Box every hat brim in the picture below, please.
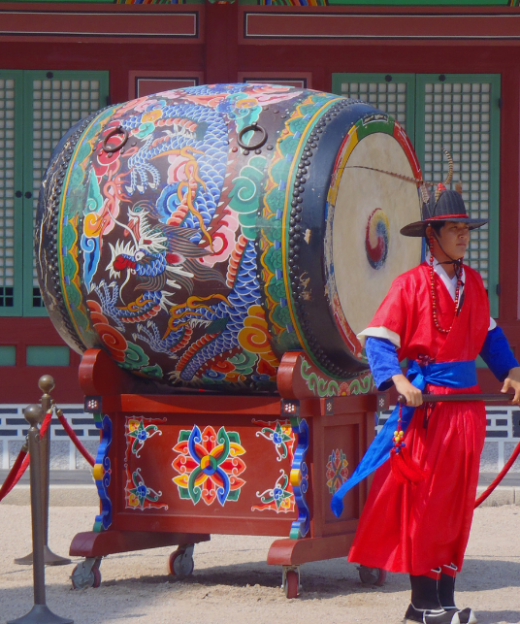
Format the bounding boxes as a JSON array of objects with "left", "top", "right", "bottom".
[{"left": 400, "top": 218, "right": 488, "bottom": 237}]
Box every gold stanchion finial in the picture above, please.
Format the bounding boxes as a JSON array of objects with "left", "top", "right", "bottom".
[
  {"left": 23, "top": 404, "right": 44, "bottom": 428},
  {"left": 38, "top": 375, "right": 55, "bottom": 395}
]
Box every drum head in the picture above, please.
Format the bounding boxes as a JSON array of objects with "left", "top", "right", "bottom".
[{"left": 326, "top": 121, "right": 422, "bottom": 361}]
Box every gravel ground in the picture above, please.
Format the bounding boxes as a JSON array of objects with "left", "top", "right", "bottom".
[{"left": 1, "top": 505, "right": 520, "bottom": 624}]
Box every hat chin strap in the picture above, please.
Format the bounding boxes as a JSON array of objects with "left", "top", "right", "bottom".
[{"left": 430, "top": 230, "right": 463, "bottom": 280}]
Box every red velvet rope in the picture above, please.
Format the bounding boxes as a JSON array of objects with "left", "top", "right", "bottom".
[
  {"left": 0, "top": 406, "right": 96, "bottom": 501},
  {"left": 0, "top": 447, "right": 28, "bottom": 502},
  {"left": 475, "top": 438, "right": 520, "bottom": 508},
  {"left": 55, "top": 408, "right": 95, "bottom": 467},
  {"left": 0, "top": 409, "right": 53, "bottom": 502}
]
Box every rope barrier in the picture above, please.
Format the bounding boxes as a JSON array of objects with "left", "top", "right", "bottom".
[
  {"left": 1, "top": 395, "right": 518, "bottom": 506},
  {"left": 0, "top": 407, "right": 95, "bottom": 503},
  {"left": 0, "top": 409, "right": 53, "bottom": 503},
  {"left": 475, "top": 438, "right": 520, "bottom": 508},
  {"left": 0, "top": 445, "right": 28, "bottom": 502},
  {"left": 55, "top": 407, "right": 95, "bottom": 467}
]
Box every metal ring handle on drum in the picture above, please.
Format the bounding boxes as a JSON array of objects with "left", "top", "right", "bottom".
[
  {"left": 237, "top": 123, "right": 268, "bottom": 151},
  {"left": 102, "top": 126, "right": 129, "bottom": 153}
]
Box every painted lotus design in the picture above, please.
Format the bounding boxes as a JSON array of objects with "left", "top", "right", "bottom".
[{"left": 172, "top": 425, "right": 246, "bottom": 506}]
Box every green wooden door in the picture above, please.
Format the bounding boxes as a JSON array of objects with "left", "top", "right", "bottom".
[
  {"left": 0, "top": 71, "right": 24, "bottom": 315},
  {"left": 332, "top": 71, "right": 500, "bottom": 316},
  {"left": 0, "top": 69, "right": 109, "bottom": 317},
  {"left": 415, "top": 74, "right": 500, "bottom": 317}
]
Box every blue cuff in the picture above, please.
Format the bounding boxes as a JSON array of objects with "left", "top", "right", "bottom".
[
  {"left": 365, "top": 337, "right": 402, "bottom": 391},
  {"left": 480, "top": 326, "right": 520, "bottom": 382}
]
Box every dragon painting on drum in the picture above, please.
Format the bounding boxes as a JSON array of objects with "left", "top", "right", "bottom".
[{"left": 36, "top": 83, "right": 422, "bottom": 392}]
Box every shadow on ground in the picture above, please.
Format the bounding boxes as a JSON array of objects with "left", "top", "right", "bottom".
[
  {"left": 475, "top": 611, "right": 520, "bottom": 624},
  {"left": 2, "top": 556, "right": 520, "bottom": 624},
  {"left": 86, "top": 554, "right": 520, "bottom": 598}
]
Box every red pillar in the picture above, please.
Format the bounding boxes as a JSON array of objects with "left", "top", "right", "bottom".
[{"left": 204, "top": 1, "right": 239, "bottom": 85}]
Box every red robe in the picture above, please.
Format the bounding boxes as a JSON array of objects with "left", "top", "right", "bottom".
[{"left": 348, "top": 262, "right": 490, "bottom": 575}]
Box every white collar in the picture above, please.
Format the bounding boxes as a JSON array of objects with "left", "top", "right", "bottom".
[{"left": 425, "top": 252, "right": 464, "bottom": 301}]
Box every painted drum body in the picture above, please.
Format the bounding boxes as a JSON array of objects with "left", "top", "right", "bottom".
[{"left": 36, "top": 83, "right": 422, "bottom": 393}]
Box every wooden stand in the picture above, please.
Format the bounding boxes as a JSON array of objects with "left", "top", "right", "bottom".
[{"left": 70, "top": 349, "right": 385, "bottom": 597}]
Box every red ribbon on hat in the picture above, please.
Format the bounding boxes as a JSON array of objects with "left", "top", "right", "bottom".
[{"left": 427, "top": 214, "right": 468, "bottom": 221}]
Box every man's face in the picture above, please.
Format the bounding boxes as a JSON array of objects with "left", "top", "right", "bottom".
[{"left": 436, "top": 221, "right": 471, "bottom": 260}]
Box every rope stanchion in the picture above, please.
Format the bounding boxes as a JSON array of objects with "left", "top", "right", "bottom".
[
  {"left": 7, "top": 404, "right": 73, "bottom": 624},
  {"left": 0, "top": 405, "right": 95, "bottom": 503},
  {"left": 55, "top": 408, "right": 95, "bottom": 467},
  {"left": 0, "top": 410, "right": 53, "bottom": 503},
  {"left": 475, "top": 438, "right": 520, "bottom": 508}
]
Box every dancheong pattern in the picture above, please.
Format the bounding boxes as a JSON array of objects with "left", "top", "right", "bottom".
[
  {"left": 93, "top": 412, "right": 113, "bottom": 532},
  {"left": 127, "top": 417, "right": 162, "bottom": 458},
  {"left": 171, "top": 425, "right": 246, "bottom": 506},
  {"left": 254, "top": 419, "right": 294, "bottom": 461},
  {"left": 54, "top": 84, "right": 348, "bottom": 391},
  {"left": 124, "top": 416, "right": 168, "bottom": 511},
  {"left": 252, "top": 469, "right": 295, "bottom": 513},
  {"left": 326, "top": 448, "right": 350, "bottom": 494},
  {"left": 251, "top": 418, "right": 296, "bottom": 514}
]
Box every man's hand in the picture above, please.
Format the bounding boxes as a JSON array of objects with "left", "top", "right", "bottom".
[
  {"left": 392, "top": 373, "right": 423, "bottom": 407},
  {"left": 501, "top": 366, "right": 520, "bottom": 405}
]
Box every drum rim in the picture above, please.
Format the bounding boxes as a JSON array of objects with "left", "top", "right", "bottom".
[
  {"left": 324, "top": 115, "right": 422, "bottom": 366},
  {"left": 282, "top": 102, "right": 386, "bottom": 379},
  {"left": 35, "top": 108, "right": 110, "bottom": 355}
]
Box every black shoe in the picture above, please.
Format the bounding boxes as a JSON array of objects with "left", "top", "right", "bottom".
[
  {"left": 439, "top": 568, "right": 477, "bottom": 624},
  {"left": 404, "top": 603, "right": 459, "bottom": 624},
  {"left": 444, "top": 607, "right": 477, "bottom": 624}
]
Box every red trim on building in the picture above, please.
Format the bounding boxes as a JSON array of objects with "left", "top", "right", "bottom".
[
  {"left": 240, "top": 6, "right": 520, "bottom": 45},
  {"left": 128, "top": 71, "right": 204, "bottom": 99},
  {"left": 0, "top": 4, "right": 202, "bottom": 44}
]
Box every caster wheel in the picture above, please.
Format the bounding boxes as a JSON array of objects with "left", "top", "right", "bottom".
[
  {"left": 71, "top": 558, "right": 102, "bottom": 590},
  {"left": 91, "top": 566, "right": 102, "bottom": 588},
  {"left": 358, "top": 565, "right": 387, "bottom": 587},
  {"left": 168, "top": 545, "right": 194, "bottom": 578},
  {"left": 283, "top": 570, "right": 299, "bottom": 599}
]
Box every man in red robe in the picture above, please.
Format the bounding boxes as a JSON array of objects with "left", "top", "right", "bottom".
[{"left": 333, "top": 187, "right": 520, "bottom": 624}]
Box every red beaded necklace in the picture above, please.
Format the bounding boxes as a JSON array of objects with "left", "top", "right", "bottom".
[{"left": 429, "top": 236, "right": 463, "bottom": 335}]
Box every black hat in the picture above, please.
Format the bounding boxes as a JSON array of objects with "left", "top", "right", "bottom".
[{"left": 400, "top": 184, "right": 488, "bottom": 238}]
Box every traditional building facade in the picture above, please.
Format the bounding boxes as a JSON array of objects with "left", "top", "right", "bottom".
[{"left": 0, "top": 0, "right": 519, "bottom": 417}]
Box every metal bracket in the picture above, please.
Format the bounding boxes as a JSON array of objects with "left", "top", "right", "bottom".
[
  {"left": 102, "top": 126, "right": 128, "bottom": 153},
  {"left": 281, "top": 399, "right": 300, "bottom": 418},
  {"left": 237, "top": 123, "right": 267, "bottom": 150},
  {"left": 84, "top": 396, "right": 102, "bottom": 413}
]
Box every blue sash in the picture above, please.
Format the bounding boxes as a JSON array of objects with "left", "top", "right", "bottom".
[{"left": 330, "top": 359, "right": 477, "bottom": 518}]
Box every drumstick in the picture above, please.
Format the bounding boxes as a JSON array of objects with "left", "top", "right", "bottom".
[{"left": 397, "top": 393, "right": 515, "bottom": 405}]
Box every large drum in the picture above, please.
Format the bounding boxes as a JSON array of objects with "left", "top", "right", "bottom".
[{"left": 36, "top": 83, "right": 422, "bottom": 392}]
